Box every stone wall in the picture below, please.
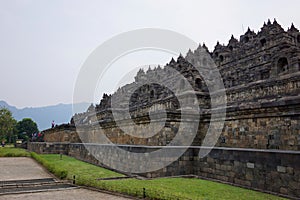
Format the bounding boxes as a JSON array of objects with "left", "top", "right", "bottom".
[
  {"left": 54, "top": 94, "right": 300, "bottom": 150},
  {"left": 66, "top": 97, "right": 300, "bottom": 150},
  {"left": 66, "top": 73, "right": 300, "bottom": 151},
  {"left": 194, "top": 147, "right": 300, "bottom": 198},
  {"left": 28, "top": 142, "right": 69, "bottom": 154},
  {"left": 36, "top": 21, "right": 300, "bottom": 199},
  {"left": 27, "top": 142, "right": 300, "bottom": 199},
  {"left": 43, "top": 124, "right": 81, "bottom": 143},
  {"left": 213, "top": 95, "right": 300, "bottom": 150}
]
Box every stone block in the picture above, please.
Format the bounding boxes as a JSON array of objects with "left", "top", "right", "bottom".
[
  {"left": 286, "top": 167, "right": 294, "bottom": 174},
  {"left": 226, "top": 165, "right": 233, "bottom": 171},
  {"left": 216, "top": 175, "right": 229, "bottom": 182},
  {"left": 277, "top": 166, "right": 287, "bottom": 173},
  {"left": 288, "top": 181, "right": 300, "bottom": 190},
  {"left": 245, "top": 172, "right": 254, "bottom": 181},
  {"left": 247, "top": 162, "right": 255, "bottom": 169},
  {"left": 207, "top": 157, "right": 215, "bottom": 163},
  {"left": 280, "top": 187, "right": 288, "bottom": 194},
  {"left": 234, "top": 161, "right": 240, "bottom": 167},
  {"left": 215, "top": 169, "right": 225, "bottom": 176},
  {"left": 226, "top": 171, "right": 236, "bottom": 178},
  {"left": 234, "top": 178, "right": 251, "bottom": 187},
  {"left": 219, "top": 164, "right": 226, "bottom": 171}
]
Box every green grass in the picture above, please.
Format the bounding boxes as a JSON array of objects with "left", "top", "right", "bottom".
[
  {"left": 30, "top": 152, "right": 68, "bottom": 179},
  {"left": 33, "top": 154, "right": 123, "bottom": 180},
  {"left": 34, "top": 153, "right": 286, "bottom": 200},
  {"left": 0, "top": 147, "right": 30, "bottom": 157}
]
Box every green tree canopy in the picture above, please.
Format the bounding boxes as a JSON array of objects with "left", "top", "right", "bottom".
[
  {"left": 0, "top": 107, "right": 17, "bottom": 142},
  {"left": 16, "top": 118, "right": 39, "bottom": 138}
]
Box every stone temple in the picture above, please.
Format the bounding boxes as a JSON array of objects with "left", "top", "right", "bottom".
[{"left": 29, "top": 19, "right": 300, "bottom": 198}]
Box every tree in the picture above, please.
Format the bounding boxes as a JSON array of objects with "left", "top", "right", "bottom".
[
  {"left": 0, "top": 108, "right": 17, "bottom": 143},
  {"left": 16, "top": 118, "right": 39, "bottom": 140}
]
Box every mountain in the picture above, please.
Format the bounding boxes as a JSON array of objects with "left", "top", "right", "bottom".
[{"left": 0, "top": 100, "right": 90, "bottom": 131}]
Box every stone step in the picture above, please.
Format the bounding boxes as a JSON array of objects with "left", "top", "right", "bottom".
[
  {"left": 0, "top": 178, "right": 77, "bottom": 195},
  {"left": 0, "top": 178, "right": 56, "bottom": 187}
]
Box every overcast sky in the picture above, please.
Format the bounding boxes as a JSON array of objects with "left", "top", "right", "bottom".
[{"left": 1, "top": 0, "right": 300, "bottom": 108}]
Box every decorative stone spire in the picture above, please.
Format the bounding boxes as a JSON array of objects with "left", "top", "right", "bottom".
[
  {"left": 195, "top": 43, "right": 202, "bottom": 51},
  {"left": 228, "top": 35, "right": 238, "bottom": 50},
  {"left": 246, "top": 27, "right": 251, "bottom": 33},
  {"left": 102, "top": 93, "right": 108, "bottom": 99},
  {"left": 147, "top": 66, "right": 152, "bottom": 73},
  {"left": 245, "top": 27, "right": 255, "bottom": 36},
  {"left": 212, "top": 41, "right": 223, "bottom": 54},
  {"left": 137, "top": 68, "right": 145, "bottom": 74},
  {"left": 186, "top": 48, "right": 193, "bottom": 59},
  {"left": 192, "top": 43, "right": 203, "bottom": 56},
  {"left": 202, "top": 43, "right": 209, "bottom": 52},
  {"left": 289, "top": 23, "right": 299, "bottom": 32},
  {"left": 261, "top": 21, "right": 267, "bottom": 31},
  {"left": 260, "top": 19, "right": 282, "bottom": 34},
  {"left": 229, "top": 35, "right": 238, "bottom": 44},
  {"left": 134, "top": 68, "right": 146, "bottom": 82},
  {"left": 87, "top": 103, "right": 95, "bottom": 112},
  {"left": 170, "top": 57, "right": 176, "bottom": 64},
  {"left": 177, "top": 53, "right": 185, "bottom": 63},
  {"left": 212, "top": 41, "right": 224, "bottom": 54},
  {"left": 270, "top": 18, "right": 284, "bottom": 33}
]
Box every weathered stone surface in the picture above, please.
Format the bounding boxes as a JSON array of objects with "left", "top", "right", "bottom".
[
  {"left": 246, "top": 162, "right": 255, "bottom": 169},
  {"left": 277, "top": 166, "right": 287, "bottom": 173},
  {"left": 280, "top": 187, "right": 288, "bottom": 194},
  {"left": 43, "top": 124, "right": 80, "bottom": 143},
  {"left": 28, "top": 142, "right": 300, "bottom": 199},
  {"left": 59, "top": 20, "right": 300, "bottom": 151},
  {"left": 37, "top": 20, "right": 300, "bottom": 199}
]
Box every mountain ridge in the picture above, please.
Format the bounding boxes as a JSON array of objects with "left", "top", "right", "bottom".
[{"left": 0, "top": 100, "right": 89, "bottom": 131}]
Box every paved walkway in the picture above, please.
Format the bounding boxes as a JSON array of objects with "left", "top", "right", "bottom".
[
  {"left": 0, "top": 157, "right": 51, "bottom": 181},
  {"left": 0, "top": 157, "right": 132, "bottom": 200},
  {"left": 0, "top": 189, "right": 131, "bottom": 200}
]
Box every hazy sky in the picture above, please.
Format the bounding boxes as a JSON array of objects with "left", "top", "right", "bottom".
[{"left": 1, "top": 0, "right": 300, "bottom": 108}]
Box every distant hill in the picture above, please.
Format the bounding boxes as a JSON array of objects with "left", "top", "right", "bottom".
[{"left": 0, "top": 100, "right": 90, "bottom": 131}]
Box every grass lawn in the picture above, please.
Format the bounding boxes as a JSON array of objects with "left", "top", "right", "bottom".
[
  {"left": 35, "top": 154, "right": 124, "bottom": 180},
  {"left": 34, "top": 153, "right": 286, "bottom": 200},
  {"left": 0, "top": 146, "right": 30, "bottom": 157}
]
